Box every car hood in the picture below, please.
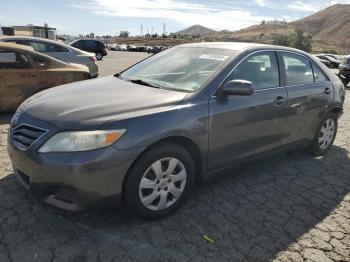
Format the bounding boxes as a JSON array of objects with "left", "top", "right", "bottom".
[{"left": 20, "top": 76, "right": 189, "bottom": 130}]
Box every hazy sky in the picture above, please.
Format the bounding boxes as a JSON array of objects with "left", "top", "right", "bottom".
[{"left": 0, "top": 0, "right": 349, "bottom": 36}]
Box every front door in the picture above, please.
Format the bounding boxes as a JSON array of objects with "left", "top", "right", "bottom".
[{"left": 208, "top": 51, "right": 288, "bottom": 171}]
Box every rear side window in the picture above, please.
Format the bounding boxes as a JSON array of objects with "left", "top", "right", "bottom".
[
  {"left": 50, "top": 44, "right": 68, "bottom": 52},
  {"left": 85, "top": 40, "right": 97, "bottom": 48},
  {"left": 0, "top": 51, "right": 32, "bottom": 69},
  {"left": 227, "top": 51, "right": 279, "bottom": 90},
  {"left": 281, "top": 53, "right": 314, "bottom": 85},
  {"left": 312, "top": 64, "right": 327, "bottom": 82},
  {"left": 28, "top": 41, "right": 68, "bottom": 52},
  {"left": 32, "top": 55, "right": 49, "bottom": 67}
]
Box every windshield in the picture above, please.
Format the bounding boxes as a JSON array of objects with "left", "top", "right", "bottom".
[{"left": 120, "top": 47, "right": 236, "bottom": 92}]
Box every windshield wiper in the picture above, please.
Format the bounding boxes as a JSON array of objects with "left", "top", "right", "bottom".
[
  {"left": 127, "top": 79, "right": 162, "bottom": 89},
  {"left": 114, "top": 73, "right": 122, "bottom": 79}
]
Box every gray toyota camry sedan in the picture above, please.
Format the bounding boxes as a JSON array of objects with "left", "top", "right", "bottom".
[{"left": 7, "top": 42, "right": 345, "bottom": 219}]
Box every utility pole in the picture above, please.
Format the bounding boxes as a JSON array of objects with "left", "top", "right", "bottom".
[
  {"left": 163, "top": 23, "right": 166, "bottom": 36},
  {"left": 140, "top": 24, "right": 143, "bottom": 37}
]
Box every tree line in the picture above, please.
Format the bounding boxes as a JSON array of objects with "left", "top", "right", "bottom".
[{"left": 273, "top": 29, "right": 312, "bottom": 52}]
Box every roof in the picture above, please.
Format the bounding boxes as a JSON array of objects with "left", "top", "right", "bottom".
[
  {"left": 0, "top": 42, "right": 34, "bottom": 52},
  {"left": 178, "top": 41, "right": 306, "bottom": 54},
  {"left": 178, "top": 42, "right": 267, "bottom": 50},
  {"left": 0, "top": 35, "right": 61, "bottom": 44}
]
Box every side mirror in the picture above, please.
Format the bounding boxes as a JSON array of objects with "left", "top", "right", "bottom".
[{"left": 221, "top": 80, "right": 254, "bottom": 96}]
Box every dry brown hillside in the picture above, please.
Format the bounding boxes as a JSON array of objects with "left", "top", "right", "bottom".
[
  {"left": 291, "top": 4, "right": 350, "bottom": 50},
  {"left": 175, "top": 25, "right": 216, "bottom": 36},
  {"left": 209, "top": 4, "right": 350, "bottom": 52}
]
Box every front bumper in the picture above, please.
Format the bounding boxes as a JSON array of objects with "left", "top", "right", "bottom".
[{"left": 7, "top": 136, "right": 143, "bottom": 211}]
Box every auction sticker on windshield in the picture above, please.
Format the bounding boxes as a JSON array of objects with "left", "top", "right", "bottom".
[{"left": 198, "top": 54, "right": 229, "bottom": 61}]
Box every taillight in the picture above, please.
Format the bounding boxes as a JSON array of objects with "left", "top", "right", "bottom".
[{"left": 90, "top": 56, "right": 97, "bottom": 62}]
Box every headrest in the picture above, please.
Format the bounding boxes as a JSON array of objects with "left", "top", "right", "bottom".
[{"left": 287, "top": 65, "right": 306, "bottom": 74}]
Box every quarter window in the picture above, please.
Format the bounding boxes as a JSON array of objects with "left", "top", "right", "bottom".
[
  {"left": 72, "top": 41, "right": 83, "bottom": 49},
  {"left": 226, "top": 51, "right": 279, "bottom": 90},
  {"left": 281, "top": 53, "right": 314, "bottom": 85},
  {"left": 312, "top": 64, "right": 327, "bottom": 82}
]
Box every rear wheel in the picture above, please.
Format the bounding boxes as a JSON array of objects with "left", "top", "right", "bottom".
[
  {"left": 95, "top": 52, "right": 103, "bottom": 60},
  {"left": 124, "top": 143, "right": 195, "bottom": 219},
  {"left": 309, "top": 112, "right": 337, "bottom": 156}
]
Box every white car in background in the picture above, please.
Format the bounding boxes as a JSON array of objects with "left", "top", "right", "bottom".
[
  {"left": 0, "top": 36, "right": 98, "bottom": 78},
  {"left": 110, "top": 44, "right": 128, "bottom": 51}
]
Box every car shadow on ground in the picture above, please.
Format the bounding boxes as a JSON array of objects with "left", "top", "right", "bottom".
[
  {"left": 0, "top": 113, "right": 12, "bottom": 126},
  {"left": 1, "top": 141, "right": 349, "bottom": 261}
]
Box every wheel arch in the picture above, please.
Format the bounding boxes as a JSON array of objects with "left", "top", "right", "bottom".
[
  {"left": 328, "top": 105, "right": 343, "bottom": 118},
  {"left": 121, "top": 135, "right": 203, "bottom": 203}
]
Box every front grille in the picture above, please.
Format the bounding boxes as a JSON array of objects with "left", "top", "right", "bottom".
[{"left": 10, "top": 124, "right": 47, "bottom": 150}]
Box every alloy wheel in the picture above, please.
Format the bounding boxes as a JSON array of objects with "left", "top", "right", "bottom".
[
  {"left": 138, "top": 157, "right": 187, "bottom": 211},
  {"left": 318, "top": 118, "right": 336, "bottom": 150},
  {"left": 96, "top": 53, "right": 103, "bottom": 60}
]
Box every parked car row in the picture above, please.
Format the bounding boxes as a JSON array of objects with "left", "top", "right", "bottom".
[
  {"left": 0, "top": 42, "right": 90, "bottom": 111},
  {"left": 109, "top": 43, "right": 167, "bottom": 54},
  {"left": 339, "top": 56, "right": 350, "bottom": 86},
  {"left": 0, "top": 36, "right": 99, "bottom": 77},
  {"left": 315, "top": 54, "right": 346, "bottom": 69}
]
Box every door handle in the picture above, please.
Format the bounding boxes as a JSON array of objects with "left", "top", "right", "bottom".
[
  {"left": 323, "top": 87, "right": 332, "bottom": 94},
  {"left": 274, "top": 96, "right": 287, "bottom": 106}
]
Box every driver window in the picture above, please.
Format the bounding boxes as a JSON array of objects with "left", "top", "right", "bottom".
[{"left": 227, "top": 51, "right": 280, "bottom": 90}]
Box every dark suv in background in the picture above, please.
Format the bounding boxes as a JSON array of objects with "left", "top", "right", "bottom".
[
  {"left": 69, "top": 39, "right": 107, "bottom": 60},
  {"left": 339, "top": 56, "right": 350, "bottom": 86}
]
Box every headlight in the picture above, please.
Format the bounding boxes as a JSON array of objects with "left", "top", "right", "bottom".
[{"left": 38, "top": 129, "right": 126, "bottom": 153}]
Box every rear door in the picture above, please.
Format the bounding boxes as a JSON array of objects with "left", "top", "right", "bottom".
[
  {"left": 208, "top": 51, "right": 288, "bottom": 171},
  {"left": 278, "top": 51, "right": 334, "bottom": 145},
  {"left": 84, "top": 40, "right": 97, "bottom": 53},
  {"left": 0, "top": 50, "right": 40, "bottom": 111}
]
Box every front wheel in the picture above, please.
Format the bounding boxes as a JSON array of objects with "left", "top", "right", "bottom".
[
  {"left": 123, "top": 143, "right": 195, "bottom": 219},
  {"left": 309, "top": 112, "right": 338, "bottom": 156}
]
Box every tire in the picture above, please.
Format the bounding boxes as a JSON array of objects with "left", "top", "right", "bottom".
[
  {"left": 95, "top": 52, "right": 103, "bottom": 60},
  {"left": 309, "top": 112, "right": 338, "bottom": 156},
  {"left": 124, "top": 143, "right": 195, "bottom": 219}
]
